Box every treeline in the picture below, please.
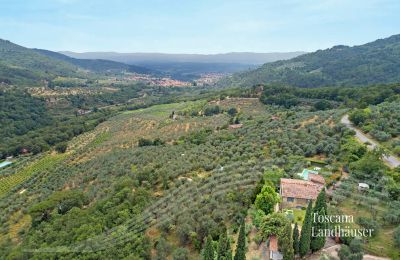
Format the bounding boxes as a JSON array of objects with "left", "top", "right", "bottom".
[
  {"left": 0, "top": 89, "right": 113, "bottom": 158},
  {"left": 0, "top": 89, "right": 52, "bottom": 138},
  {"left": 260, "top": 83, "right": 400, "bottom": 109}
]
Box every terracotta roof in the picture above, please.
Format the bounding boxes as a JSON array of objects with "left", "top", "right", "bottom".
[
  {"left": 269, "top": 235, "right": 278, "bottom": 251},
  {"left": 280, "top": 178, "right": 323, "bottom": 200},
  {"left": 308, "top": 173, "right": 325, "bottom": 185}
]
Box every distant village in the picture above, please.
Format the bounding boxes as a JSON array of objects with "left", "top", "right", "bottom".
[{"left": 122, "top": 72, "right": 225, "bottom": 87}]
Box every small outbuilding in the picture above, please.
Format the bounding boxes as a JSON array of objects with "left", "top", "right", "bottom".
[{"left": 268, "top": 235, "right": 283, "bottom": 260}]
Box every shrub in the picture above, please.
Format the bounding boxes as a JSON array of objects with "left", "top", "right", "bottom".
[
  {"left": 55, "top": 142, "right": 68, "bottom": 153},
  {"left": 356, "top": 217, "right": 379, "bottom": 237},
  {"left": 173, "top": 247, "right": 189, "bottom": 260}
]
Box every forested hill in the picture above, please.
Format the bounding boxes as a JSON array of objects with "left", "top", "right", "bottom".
[
  {"left": 0, "top": 39, "right": 158, "bottom": 86},
  {"left": 33, "top": 49, "right": 156, "bottom": 75},
  {"left": 218, "top": 34, "right": 400, "bottom": 88},
  {"left": 0, "top": 39, "right": 80, "bottom": 85}
]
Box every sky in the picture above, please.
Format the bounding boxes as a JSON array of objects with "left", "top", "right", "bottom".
[{"left": 0, "top": 0, "right": 399, "bottom": 54}]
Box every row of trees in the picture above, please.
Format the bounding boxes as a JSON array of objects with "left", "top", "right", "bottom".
[
  {"left": 296, "top": 190, "right": 328, "bottom": 257},
  {"left": 202, "top": 220, "right": 244, "bottom": 260},
  {"left": 260, "top": 83, "right": 400, "bottom": 109}
]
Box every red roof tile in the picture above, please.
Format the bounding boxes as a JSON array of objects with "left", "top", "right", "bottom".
[
  {"left": 280, "top": 178, "right": 323, "bottom": 200},
  {"left": 269, "top": 235, "right": 278, "bottom": 251},
  {"left": 308, "top": 173, "right": 325, "bottom": 185}
]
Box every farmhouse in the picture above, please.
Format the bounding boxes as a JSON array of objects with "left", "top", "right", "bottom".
[{"left": 280, "top": 178, "right": 324, "bottom": 209}]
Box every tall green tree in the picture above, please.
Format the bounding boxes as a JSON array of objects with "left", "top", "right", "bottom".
[
  {"left": 313, "top": 190, "right": 327, "bottom": 214},
  {"left": 254, "top": 184, "right": 280, "bottom": 215},
  {"left": 203, "top": 235, "right": 214, "bottom": 260},
  {"left": 311, "top": 207, "right": 327, "bottom": 252},
  {"left": 217, "top": 231, "right": 232, "bottom": 260},
  {"left": 299, "top": 201, "right": 313, "bottom": 257},
  {"left": 279, "top": 220, "right": 294, "bottom": 260},
  {"left": 311, "top": 190, "right": 328, "bottom": 252},
  {"left": 226, "top": 248, "right": 233, "bottom": 260},
  {"left": 234, "top": 219, "right": 246, "bottom": 260},
  {"left": 293, "top": 223, "right": 300, "bottom": 254}
]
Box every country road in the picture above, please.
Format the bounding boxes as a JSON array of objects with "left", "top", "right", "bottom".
[{"left": 341, "top": 114, "right": 400, "bottom": 168}]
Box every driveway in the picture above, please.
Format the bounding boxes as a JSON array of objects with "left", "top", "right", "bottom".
[{"left": 341, "top": 115, "right": 400, "bottom": 168}]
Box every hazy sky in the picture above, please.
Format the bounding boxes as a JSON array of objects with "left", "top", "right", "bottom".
[{"left": 1, "top": 0, "right": 399, "bottom": 53}]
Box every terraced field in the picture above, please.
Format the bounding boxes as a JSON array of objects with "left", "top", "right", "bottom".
[
  {"left": 0, "top": 98, "right": 346, "bottom": 258},
  {"left": 0, "top": 153, "right": 67, "bottom": 198}
]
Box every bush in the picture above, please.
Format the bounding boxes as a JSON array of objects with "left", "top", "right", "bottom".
[
  {"left": 339, "top": 238, "right": 363, "bottom": 260},
  {"left": 227, "top": 107, "right": 238, "bottom": 116},
  {"left": 55, "top": 142, "right": 68, "bottom": 153},
  {"left": 173, "top": 247, "right": 189, "bottom": 260},
  {"left": 356, "top": 217, "right": 379, "bottom": 237}
]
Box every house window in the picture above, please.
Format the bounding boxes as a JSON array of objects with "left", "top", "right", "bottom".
[{"left": 287, "top": 197, "right": 294, "bottom": 202}]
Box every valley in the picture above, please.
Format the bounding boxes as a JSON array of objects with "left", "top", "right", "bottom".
[{"left": 0, "top": 33, "right": 400, "bottom": 260}]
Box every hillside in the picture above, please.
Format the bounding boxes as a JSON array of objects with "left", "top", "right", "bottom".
[
  {"left": 0, "top": 84, "right": 399, "bottom": 258},
  {"left": 0, "top": 97, "right": 346, "bottom": 258},
  {"left": 33, "top": 49, "right": 156, "bottom": 75},
  {"left": 0, "top": 39, "right": 80, "bottom": 85},
  {"left": 219, "top": 34, "right": 400, "bottom": 88}
]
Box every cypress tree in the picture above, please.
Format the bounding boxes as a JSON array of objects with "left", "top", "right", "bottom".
[
  {"left": 299, "top": 201, "right": 313, "bottom": 257},
  {"left": 314, "top": 190, "right": 327, "bottom": 215},
  {"left": 234, "top": 219, "right": 246, "bottom": 260},
  {"left": 203, "top": 235, "right": 214, "bottom": 260},
  {"left": 311, "top": 207, "right": 327, "bottom": 252},
  {"left": 311, "top": 190, "right": 327, "bottom": 252},
  {"left": 217, "top": 231, "right": 231, "bottom": 260},
  {"left": 279, "top": 220, "right": 294, "bottom": 260},
  {"left": 226, "top": 247, "right": 233, "bottom": 260},
  {"left": 293, "top": 223, "right": 300, "bottom": 254}
]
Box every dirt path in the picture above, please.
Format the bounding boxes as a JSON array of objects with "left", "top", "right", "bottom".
[{"left": 245, "top": 216, "right": 268, "bottom": 259}]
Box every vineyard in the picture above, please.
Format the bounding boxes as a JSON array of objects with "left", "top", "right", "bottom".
[{"left": 0, "top": 153, "right": 67, "bottom": 198}]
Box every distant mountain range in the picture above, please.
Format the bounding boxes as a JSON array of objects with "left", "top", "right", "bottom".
[
  {"left": 60, "top": 51, "right": 306, "bottom": 65},
  {"left": 59, "top": 51, "right": 306, "bottom": 81},
  {"left": 4, "top": 33, "right": 400, "bottom": 88},
  {"left": 218, "top": 34, "right": 400, "bottom": 88},
  {"left": 0, "top": 39, "right": 305, "bottom": 85}
]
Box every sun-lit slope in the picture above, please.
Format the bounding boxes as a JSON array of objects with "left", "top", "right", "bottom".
[{"left": 0, "top": 98, "right": 346, "bottom": 258}]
